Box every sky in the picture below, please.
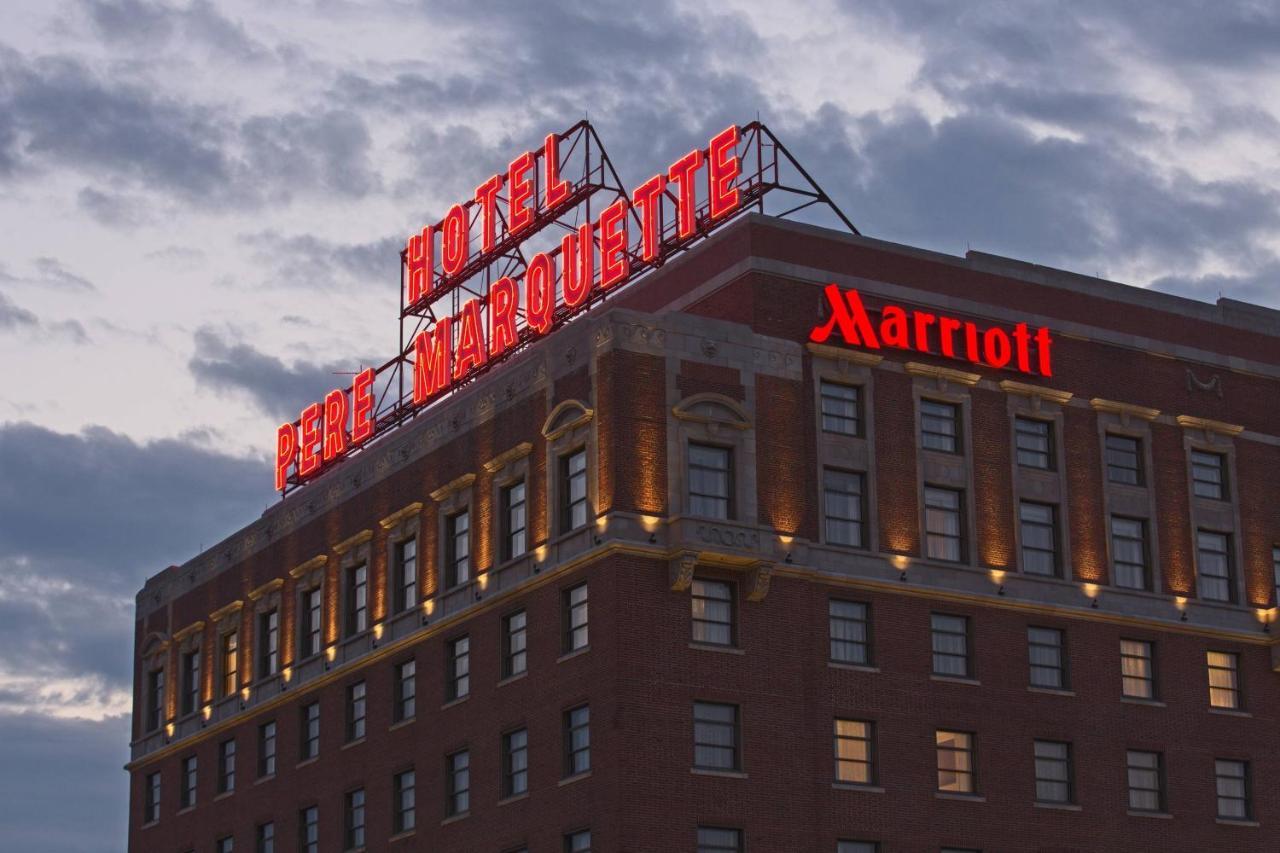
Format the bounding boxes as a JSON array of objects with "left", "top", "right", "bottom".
[{"left": 1, "top": 1, "right": 1278, "bottom": 849}]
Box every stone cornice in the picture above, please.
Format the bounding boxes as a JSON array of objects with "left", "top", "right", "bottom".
[
  {"left": 805, "top": 342, "right": 884, "bottom": 367},
  {"left": 905, "top": 362, "right": 982, "bottom": 387},
  {"left": 482, "top": 443, "right": 533, "bottom": 473},
  {"left": 333, "top": 529, "right": 374, "bottom": 555},
  {"left": 430, "top": 473, "right": 476, "bottom": 503},
  {"left": 209, "top": 601, "right": 243, "bottom": 623},
  {"left": 1175, "top": 415, "right": 1245, "bottom": 436},
  {"left": 172, "top": 621, "right": 205, "bottom": 641},
  {"left": 998, "top": 379, "right": 1074, "bottom": 405},
  {"left": 379, "top": 502, "right": 424, "bottom": 530},
  {"left": 288, "top": 555, "right": 328, "bottom": 579},
  {"left": 1090, "top": 398, "right": 1161, "bottom": 421},
  {"left": 246, "top": 578, "right": 284, "bottom": 601}
]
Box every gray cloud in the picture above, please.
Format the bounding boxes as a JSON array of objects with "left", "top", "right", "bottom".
[
  {"left": 79, "top": 0, "right": 271, "bottom": 61},
  {"left": 0, "top": 291, "right": 38, "bottom": 330},
  {"left": 238, "top": 229, "right": 400, "bottom": 290}
]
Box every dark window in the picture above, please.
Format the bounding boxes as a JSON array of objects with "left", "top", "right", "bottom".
[
  {"left": 300, "top": 702, "right": 320, "bottom": 760},
  {"left": 180, "top": 755, "right": 197, "bottom": 808},
  {"left": 502, "top": 610, "right": 527, "bottom": 678},
  {"left": 1110, "top": 516, "right": 1149, "bottom": 590},
  {"left": 143, "top": 771, "right": 161, "bottom": 823},
  {"left": 445, "top": 510, "right": 471, "bottom": 588},
  {"left": 1120, "top": 639, "right": 1156, "bottom": 699},
  {"left": 180, "top": 649, "right": 201, "bottom": 717},
  {"left": 394, "top": 769, "right": 415, "bottom": 834},
  {"left": 1034, "top": 740, "right": 1073, "bottom": 804},
  {"left": 1019, "top": 501, "right": 1059, "bottom": 576},
  {"left": 691, "top": 579, "right": 734, "bottom": 646},
  {"left": 561, "top": 448, "right": 589, "bottom": 532},
  {"left": 693, "top": 701, "right": 739, "bottom": 771},
  {"left": 298, "top": 805, "right": 319, "bottom": 853},
  {"left": 1197, "top": 530, "right": 1235, "bottom": 602},
  {"left": 344, "top": 788, "right": 365, "bottom": 850},
  {"left": 502, "top": 728, "right": 529, "bottom": 797},
  {"left": 146, "top": 667, "right": 165, "bottom": 732},
  {"left": 446, "top": 749, "right": 470, "bottom": 816},
  {"left": 1014, "top": 417, "right": 1054, "bottom": 469},
  {"left": 221, "top": 630, "right": 238, "bottom": 697},
  {"left": 258, "top": 609, "right": 279, "bottom": 678},
  {"left": 1191, "top": 450, "right": 1227, "bottom": 500},
  {"left": 299, "top": 586, "right": 322, "bottom": 659},
  {"left": 820, "top": 380, "right": 861, "bottom": 436},
  {"left": 1216, "top": 759, "right": 1251, "bottom": 820},
  {"left": 1126, "top": 750, "right": 1165, "bottom": 812},
  {"left": 1273, "top": 546, "right": 1280, "bottom": 607},
  {"left": 393, "top": 538, "right": 417, "bottom": 614},
  {"left": 256, "top": 821, "right": 274, "bottom": 853},
  {"left": 258, "top": 721, "right": 276, "bottom": 777},
  {"left": 564, "top": 705, "right": 590, "bottom": 777},
  {"left": 823, "top": 469, "right": 866, "bottom": 548},
  {"left": 1027, "top": 627, "right": 1067, "bottom": 689},
  {"left": 829, "top": 600, "right": 870, "bottom": 665},
  {"left": 344, "top": 564, "right": 368, "bottom": 637},
  {"left": 834, "top": 719, "right": 874, "bottom": 785},
  {"left": 346, "top": 681, "right": 366, "bottom": 742},
  {"left": 697, "top": 826, "right": 743, "bottom": 853},
  {"left": 447, "top": 636, "right": 470, "bottom": 700},
  {"left": 1105, "top": 433, "right": 1143, "bottom": 485},
  {"left": 1207, "top": 651, "right": 1241, "bottom": 710},
  {"left": 931, "top": 613, "right": 970, "bottom": 678},
  {"left": 501, "top": 481, "right": 527, "bottom": 562},
  {"left": 563, "top": 583, "right": 588, "bottom": 652},
  {"left": 394, "top": 659, "right": 416, "bottom": 722},
  {"left": 216, "top": 837, "right": 233, "bottom": 853},
  {"left": 920, "top": 399, "right": 960, "bottom": 453},
  {"left": 688, "top": 443, "right": 732, "bottom": 519},
  {"left": 563, "top": 831, "right": 591, "bottom": 853},
  {"left": 218, "top": 738, "right": 236, "bottom": 793},
  {"left": 924, "top": 486, "right": 965, "bottom": 562},
  {"left": 838, "top": 843, "right": 879, "bottom": 853},
  {"left": 936, "top": 730, "right": 975, "bottom": 793}
]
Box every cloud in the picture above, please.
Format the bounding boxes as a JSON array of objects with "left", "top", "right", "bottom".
[
  {"left": 78, "top": 0, "right": 271, "bottom": 62},
  {"left": 237, "top": 230, "right": 401, "bottom": 290},
  {"left": 0, "top": 291, "right": 39, "bottom": 330}
]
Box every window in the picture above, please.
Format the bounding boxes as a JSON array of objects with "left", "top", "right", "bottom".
[
  {"left": 445, "top": 509, "right": 470, "bottom": 588},
  {"left": 924, "top": 486, "right": 965, "bottom": 562},
  {"left": 258, "top": 609, "right": 279, "bottom": 678},
  {"left": 693, "top": 701, "right": 739, "bottom": 771},
  {"left": 561, "top": 448, "right": 589, "bottom": 532},
  {"left": 823, "top": 469, "right": 866, "bottom": 548},
  {"left": 1027, "top": 627, "right": 1067, "bottom": 689},
  {"left": 688, "top": 443, "right": 732, "bottom": 519},
  {"left": 502, "top": 610, "right": 527, "bottom": 678},
  {"left": 1215, "top": 759, "right": 1250, "bottom": 820},
  {"left": 344, "top": 788, "right": 365, "bottom": 850},
  {"left": 145, "top": 666, "right": 164, "bottom": 732},
  {"left": 256, "top": 821, "right": 274, "bottom": 853},
  {"left": 258, "top": 721, "right": 276, "bottom": 777},
  {"left": 820, "top": 380, "right": 861, "bottom": 436},
  {"left": 218, "top": 738, "right": 236, "bottom": 793},
  {"left": 346, "top": 682, "right": 366, "bottom": 741},
  {"left": 447, "top": 636, "right": 470, "bottom": 701},
  {"left": 1014, "top": 417, "right": 1054, "bottom": 469},
  {"left": 143, "top": 771, "right": 160, "bottom": 823},
  {"left": 1197, "top": 530, "right": 1235, "bottom": 603},
  {"left": 563, "top": 583, "right": 588, "bottom": 652},
  {"left": 1120, "top": 639, "right": 1156, "bottom": 699},
  {"left": 501, "top": 481, "right": 527, "bottom": 562},
  {"left": 564, "top": 705, "right": 590, "bottom": 777},
  {"left": 1110, "top": 516, "right": 1149, "bottom": 590},
  {"left": 834, "top": 719, "right": 875, "bottom": 785},
  {"left": 502, "top": 728, "right": 529, "bottom": 797},
  {"left": 931, "top": 613, "right": 970, "bottom": 678},
  {"left": 216, "top": 837, "right": 233, "bottom": 853},
  {"left": 829, "top": 600, "right": 870, "bottom": 666},
  {"left": 1105, "top": 433, "right": 1143, "bottom": 485},
  {"left": 180, "top": 755, "right": 197, "bottom": 808},
  {"left": 920, "top": 399, "right": 960, "bottom": 453},
  {"left": 220, "top": 630, "right": 238, "bottom": 697},
  {"left": 446, "top": 749, "right": 470, "bottom": 816},
  {"left": 1274, "top": 546, "right": 1280, "bottom": 607},
  {"left": 1126, "top": 750, "right": 1165, "bottom": 812},
  {"left": 1207, "top": 651, "right": 1240, "bottom": 709},
  {"left": 344, "top": 564, "right": 368, "bottom": 637},
  {"left": 180, "top": 649, "right": 201, "bottom": 717},
  {"left": 697, "top": 827, "right": 743, "bottom": 853},
  {"left": 564, "top": 831, "right": 591, "bottom": 853},
  {"left": 691, "top": 579, "right": 734, "bottom": 646},
  {"left": 1190, "top": 450, "right": 1227, "bottom": 500},
  {"left": 838, "top": 843, "right": 879, "bottom": 853},
  {"left": 393, "top": 769, "right": 416, "bottom": 834},
  {"left": 394, "top": 658, "right": 416, "bottom": 722},
  {"left": 1019, "top": 501, "right": 1059, "bottom": 576},
  {"left": 298, "top": 806, "right": 319, "bottom": 853},
  {"left": 1033, "top": 740, "right": 1073, "bottom": 804},
  {"left": 300, "top": 702, "right": 320, "bottom": 761},
  {"left": 299, "top": 586, "right": 322, "bottom": 659},
  {"left": 393, "top": 538, "right": 417, "bottom": 614},
  {"left": 936, "top": 730, "right": 976, "bottom": 793}
]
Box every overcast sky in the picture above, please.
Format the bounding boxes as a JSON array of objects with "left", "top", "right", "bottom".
[{"left": 2, "top": 1, "right": 1278, "bottom": 849}]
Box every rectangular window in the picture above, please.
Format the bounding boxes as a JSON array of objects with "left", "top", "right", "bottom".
[
  {"left": 298, "top": 805, "right": 319, "bottom": 853},
  {"left": 146, "top": 667, "right": 164, "bottom": 732},
  {"left": 393, "top": 538, "right": 417, "bottom": 614},
  {"left": 924, "top": 486, "right": 965, "bottom": 562},
  {"left": 501, "top": 480, "right": 527, "bottom": 562},
  {"left": 564, "top": 705, "right": 590, "bottom": 777},
  {"left": 344, "top": 788, "right": 365, "bottom": 851},
  {"left": 688, "top": 443, "right": 732, "bottom": 520},
  {"left": 218, "top": 738, "right": 236, "bottom": 793},
  {"left": 502, "top": 728, "right": 529, "bottom": 798},
  {"left": 697, "top": 827, "right": 743, "bottom": 853},
  {"left": 393, "top": 769, "right": 416, "bottom": 834},
  {"left": 691, "top": 579, "right": 734, "bottom": 646},
  {"left": 1126, "top": 750, "right": 1165, "bottom": 812},
  {"left": 445, "top": 509, "right": 471, "bottom": 589},
  {"left": 1027, "top": 626, "right": 1067, "bottom": 689},
  {"left": 180, "top": 649, "right": 200, "bottom": 717},
  {"left": 561, "top": 448, "right": 589, "bottom": 532},
  {"left": 1191, "top": 450, "right": 1227, "bottom": 500},
  {"left": 1014, "top": 417, "right": 1054, "bottom": 469},
  {"left": 564, "top": 831, "right": 591, "bottom": 853},
  {"left": 931, "top": 613, "right": 970, "bottom": 678},
  {"left": 447, "top": 636, "right": 470, "bottom": 701},
  {"left": 1105, "top": 433, "right": 1143, "bottom": 485},
  {"left": 563, "top": 583, "right": 588, "bottom": 652},
  {"left": 221, "top": 630, "right": 238, "bottom": 697},
  {"left": 1197, "top": 530, "right": 1235, "bottom": 602},
  {"left": 144, "top": 771, "right": 161, "bottom": 823},
  {"left": 255, "top": 821, "right": 274, "bottom": 853},
  {"left": 299, "top": 586, "right": 322, "bottom": 659},
  {"left": 300, "top": 702, "right": 320, "bottom": 761},
  {"left": 834, "top": 719, "right": 875, "bottom": 785},
  {"left": 823, "top": 469, "right": 866, "bottom": 548},
  {"left": 394, "top": 658, "right": 416, "bottom": 722},
  {"left": 216, "top": 837, "right": 233, "bottom": 853},
  {"left": 693, "top": 701, "right": 739, "bottom": 771},
  {"left": 1120, "top": 639, "right": 1156, "bottom": 699},
  {"left": 1033, "top": 740, "right": 1073, "bottom": 804},
  {"left": 346, "top": 681, "right": 366, "bottom": 742},
  {"left": 258, "top": 609, "right": 279, "bottom": 678},
  {"left": 1110, "top": 516, "right": 1149, "bottom": 590},
  {"left": 920, "top": 399, "right": 960, "bottom": 453},
  {"left": 502, "top": 610, "right": 527, "bottom": 678},
  {"left": 1273, "top": 546, "right": 1280, "bottom": 607},
  {"left": 829, "top": 600, "right": 870, "bottom": 666},
  {"left": 1215, "top": 759, "right": 1251, "bottom": 820},
  {"left": 1207, "top": 651, "right": 1241, "bottom": 710},
  {"left": 1019, "top": 501, "right": 1059, "bottom": 576},
  {"left": 936, "top": 730, "right": 976, "bottom": 793},
  {"left": 258, "top": 721, "right": 276, "bottom": 777},
  {"left": 820, "top": 380, "right": 861, "bottom": 436},
  {"left": 344, "top": 564, "right": 368, "bottom": 637},
  {"left": 838, "top": 843, "right": 879, "bottom": 853},
  {"left": 180, "top": 755, "right": 197, "bottom": 808},
  {"left": 446, "top": 749, "right": 470, "bottom": 816}
]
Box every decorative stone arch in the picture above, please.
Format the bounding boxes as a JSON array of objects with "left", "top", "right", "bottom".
[
  {"left": 543, "top": 399, "right": 597, "bottom": 538},
  {"left": 140, "top": 631, "right": 170, "bottom": 674},
  {"left": 672, "top": 392, "right": 751, "bottom": 432},
  {"left": 669, "top": 392, "right": 757, "bottom": 524},
  {"left": 542, "top": 399, "right": 594, "bottom": 441}
]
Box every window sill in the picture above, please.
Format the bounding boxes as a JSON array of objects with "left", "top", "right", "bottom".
[
  {"left": 828, "top": 662, "right": 879, "bottom": 673},
  {"left": 559, "top": 771, "right": 591, "bottom": 787},
  {"left": 935, "top": 792, "right": 985, "bottom": 802},
  {"left": 389, "top": 717, "right": 416, "bottom": 732},
  {"left": 833, "top": 783, "right": 884, "bottom": 793},
  {"left": 690, "top": 768, "right": 747, "bottom": 779},
  {"left": 253, "top": 773, "right": 276, "bottom": 786},
  {"left": 497, "top": 671, "right": 528, "bottom": 688},
  {"left": 557, "top": 646, "right": 590, "bottom": 664},
  {"left": 1034, "top": 801, "right": 1082, "bottom": 812},
  {"left": 341, "top": 737, "right": 366, "bottom": 751},
  {"left": 1208, "top": 707, "right": 1251, "bottom": 718},
  {"left": 930, "top": 675, "right": 980, "bottom": 686},
  {"left": 176, "top": 805, "right": 195, "bottom": 816},
  {"left": 296, "top": 757, "right": 319, "bottom": 769},
  {"left": 441, "top": 695, "right": 470, "bottom": 710},
  {"left": 141, "top": 820, "right": 159, "bottom": 830},
  {"left": 388, "top": 830, "right": 417, "bottom": 842},
  {"left": 1027, "top": 686, "right": 1075, "bottom": 697},
  {"left": 1120, "top": 697, "right": 1166, "bottom": 708},
  {"left": 688, "top": 642, "right": 745, "bottom": 655},
  {"left": 441, "top": 812, "right": 469, "bottom": 826},
  {"left": 1127, "top": 810, "right": 1172, "bottom": 819},
  {"left": 213, "top": 790, "right": 234, "bottom": 802},
  {"left": 1216, "top": 818, "right": 1259, "bottom": 827},
  {"left": 497, "top": 792, "right": 529, "bottom": 806}
]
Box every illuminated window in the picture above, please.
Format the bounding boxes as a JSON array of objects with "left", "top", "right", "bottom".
[
  {"left": 1126, "top": 750, "right": 1165, "bottom": 812},
  {"left": 218, "top": 738, "right": 235, "bottom": 794},
  {"left": 924, "top": 486, "right": 965, "bottom": 562},
  {"left": 1120, "top": 639, "right": 1156, "bottom": 699},
  {"left": 829, "top": 600, "right": 870, "bottom": 666},
  {"left": 393, "top": 769, "right": 415, "bottom": 834},
  {"left": 446, "top": 749, "right": 470, "bottom": 816},
  {"left": 697, "top": 827, "right": 743, "bottom": 853},
  {"left": 145, "top": 666, "right": 165, "bottom": 732},
  {"left": 1215, "top": 759, "right": 1251, "bottom": 820},
  {"left": 393, "top": 658, "right": 416, "bottom": 722},
  {"left": 1019, "top": 501, "right": 1059, "bottom": 576},
  {"left": 258, "top": 609, "right": 279, "bottom": 678},
  {"left": 255, "top": 821, "right": 274, "bottom": 853},
  {"left": 393, "top": 538, "right": 417, "bottom": 614},
  {"left": 1207, "top": 651, "right": 1240, "bottom": 709},
  {"left": 1197, "top": 530, "right": 1235, "bottom": 602},
  {"left": 503, "top": 610, "right": 527, "bottom": 678},
  {"left": 143, "top": 771, "right": 160, "bottom": 823},
  {"left": 560, "top": 448, "right": 589, "bottom": 532},
  {"left": 501, "top": 480, "right": 527, "bottom": 562},
  {"left": 563, "top": 830, "right": 591, "bottom": 853},
  {"left": 299, "top": 702, "right": 319, "bottom": 760},
  {"left": 688, "top": 443, "right": 733, "bottom": 519},
  {"left": 258, "top": 720, "right": 276, "bottom": 777},
  {"left": 823, "top": 469, "right": 866, "bottom": 548},
  {"left": 820, "top": 380, "right": 861, "bottom": 436},
  {"left": 1190, "top": 450, "right": 1227, "bottom": 500},
  {"left": 1110, "top": 516, "right": 1149, "bottom": 590},
  {"left": 834, "top": 719, "right": 875, "bottom": 785},
  {"left": 1033, "top": 740, "right": 1073, "bottom": 804},
  {"left": 346, "top": 682, "right": 365, "bottom": 742},
  {"left": 344, "top": 788, "right": 365, "bottom": 850},
  {"left": 447, "top": 636, "right": 470, "bottom": 701},
  {"left": 1014, "top": 417, "right": 1053, "bottom": 469},
  {"left": 344, "top": 564, "right": 367, "bottom": 637},
  {"left": 299, "top": 586, "right": 322, "bottom": 659},
  {"left": 180, "top": 649, "right": 200, "bottom": 717},
  {"left": 1273, "top": 546, "right": 1280, "bottom": 606},
  {"left": 298, "top": 805, "right": 319, "bottom": 853},
  {"left": 691, "top": 579, "right": 734, "bottom": 646},
  {"left": 935, "top": 729, "right": 975, "bottom": 793},
  {"left": 1027, "top": 626, "right": 1067, "bottom": 689},
  {"left": 502, "top": 728, "right": 529, "bottom": 798},
  {"left": 920, "top": 399, "right": 960, "bottom": 453},
  {"left": 693, "top": 701, "right": 739, "bottom": 771},
  {"left": 564, "top": 705, "right": 590, "bottom": 777},
  {"left": 563, "top": 583, "right": 589, "bottom": 653},
  {"left": 220, "top": 630, "right": 238, "bottom": 697},
  {"left": 180, "top": 755, "right": 197, "bottom": 808},
  {"left": 931, "top": 613, "right": 970, "bottom": 678},
  {"left": 1105, "top": 434, "right": 1143, "bottom": 485},
  {"left": 838, "top": 843, "right": 879, "bottom": 853},
  {"left": 445, "top": 509, "right": 471, "bottom": 588}
]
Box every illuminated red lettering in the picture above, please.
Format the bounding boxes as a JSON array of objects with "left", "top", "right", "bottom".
[
  {"left": 453, "top": 298, "right": 488, "bottom": 380},
  {"left": 1012, "top": 323, "right": 1032, "bottom": 374},
  {"left": 983, "top": 327, "right": 1012, "bottom": 368},
  {"left": 508, "top": 151, "right": 535, "bottom": 236},
  {"left": 406, "top": 225, "right": 433, "bottom": 305},
  {"left": 809, "top": 284, "right": 880, "bottom": 348},
  {"left": 441, "top": 204, "right": 468, "bottom": 276},
  {"left": 488, "top": 276, "right": 519, "bottom": 358},
  {"left": 544, "top": 133, "right": 570, "bottom": 209},
  {"left": 667, "top": 148, "right": 703, "bottom": 239},
  {"left": 939, "top": 316, "right": 962, "bottom": 358},
  {"left": 412, "top": 319, "right": 452, "bottom": 404},
  {"left": 274, "top": 423, "right": 297, "bottom": 492},
  {"left": 880, "top": 306, "right": 909, "bottom": 348},
  {"left": 298, "top": 402, "right": 323, "bottom": 477},
  {"left": 474, "top": 174, "right": 503, "bottom": 253},
  {"left": 560, "top": 222, "right": 594, "bottom": 308},
  {"left": 1036, "top": 327, "right": 1054, "bottom": 377},
  {"left": 322, "top": 388, "right": 348, "bottom": 461},
  {"left": 912, "top": 311, "right": 936, "bottom": 353},
  {"left": 350, "top": 368, "right": 375, "bottom": 444},
  {"left": 598, "top": 199, "right": 629, "bottom": 288},
  {"left": 964, "top": 323, "right": 980, "bottom": 363},
  {"left": 707, "top": 125, "right": 741, "bottom": 220},
  {"left": 526, "top": 252, "right": 555, "bottom": 334},
  {"left": 632, "top": 174, "right": 666, "bottom": 262}
]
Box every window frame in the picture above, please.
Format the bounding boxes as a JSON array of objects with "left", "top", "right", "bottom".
[
  {"left": 502, "top": 609, "right": 528, "bottom": 679},
  {"left": 299, "top": 701, "right": 320, "bottom": 761},
  {"left": 1014, "top": 416, "right": 1054, "bottom": 470},
  {"left": 823, "top": 468, "right": 867, "bottom": 549},
  {"left": 564, "top": 704, "right": 590, "bottom": 778},
  {"left": 343, "top": 563, "right": 368, "bottom": 638},
  {"left": 1215, "top": 758, "right": 1251, "bottom": 821},
  {"left": 1018, "top": 500, "right": 1060, "bottom": 577},
  {"left": 501, "top": 727, "right": 529, "bottom": 799},
  {"left": 935, "top": 729, "right": 976, "bottom": 794},
  {"left": 1110, "top": 515, "right": 1150, "bottom": 591},
  {"left": 691, "top": 577, "right": 735, "bottom": 647},
  {"left": 344, "top": 787, "right": 365, "bottom": 851},
  {"left": 1196, "top": 529, "right": 1236, "bottom": 603},
  {"left": 562, "top": 583, "right": 589, "bottom": 654},
  {"left": 920, "top": 398, "right": 961, "bottom": 454},
  {"left": 560, "top": 447, "right": 590, "bottom": 533},
  {"left": 687, "top": 441, "right": 734, "bottom": 521},
  {"left": 1105, "top": 432, "right": 1143, "bottom": 485},
  {"left": 218, "top": 737, "right": 236, "bottom": 794},
  {"left": 257, "top": 608, "right": 279, "bottom": 679},
  {"left": 257, "top": 720, "right": 276, "bottom": 778},
  {"left": 1120, "top": 638, "right": 1157, "bottom": 700},
  {"left": 393, "top": 657, "right": 417, "bottom": 723},
  {"left": 923, "top": 485, "right": 966, "bottom": 563},
  {"left": 820, "top": 379, "right": 862, "bottom": 437},
  {"left": 829, "top": 599, "right": 871, "bottom": 666},
  {"left": 346, "top": 681, "right": 366, "bottom": 742},
  {"left": 692, "top": 700, "right": 740, "bottom": 772},
  {"left": 1206, "top": 650, "right": 1241, "bottom": 710},
  {"left": 393, "top": 768, "right": 416, "bottom": 835},
  {"left": 1126, "top": 749, "right": 1166, "bottom": 813},
  {"left": 500, "top": 479, "right": 528, "bottom": 563},
  {"left": 930, "top": 613, "right": 971, "bottom": 679},
  {"left": 446, "top": 635, "right": 470, "bottom": 701},
  {"left": 834, "top": 718, "right": 876, "bottom": 786},
  {"left": 1190, "top": 449, "right": 1227, "bottom": 501},
  {"left": 446, "top": 749, "right": 470, "bottom": 817},
  {"left": 444, "top": 508, "right": 471, "bottom": 590},
  {"left": 1033, "top": 739, "right": 1074, "bottom": 805},
  {"left": 1027, "top": 626, "right": 1068, "bottom": 690},
  {"left": 392, "top": 537, "right": 418, "bottom": 615}
]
